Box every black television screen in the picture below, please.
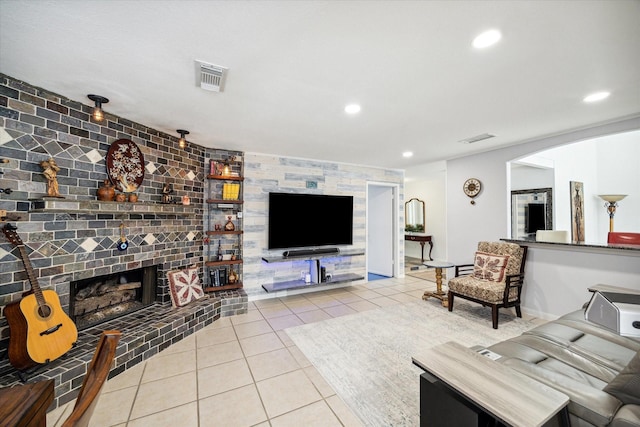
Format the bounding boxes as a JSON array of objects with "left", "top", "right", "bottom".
[
  {"left": 268, "top": 192, "right": 354, "bottom": 249},
  {"left": 525, "top": 203, "right": 546, "bottom": 234}
]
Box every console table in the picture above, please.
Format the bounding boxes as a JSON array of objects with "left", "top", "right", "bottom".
[
  {"left": 412, "top": 342, "right": 569, "bottom": 427},
  {"left": 405, "top": 234, "right": 433, "bottom": 262}
]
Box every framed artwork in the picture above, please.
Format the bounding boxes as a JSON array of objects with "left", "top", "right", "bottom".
[
  {"left": 106, "top": 139, "right": 145, "bottom": 193},
  {"left": 570, "top": 181, "right": 585, "bottom": 242}
]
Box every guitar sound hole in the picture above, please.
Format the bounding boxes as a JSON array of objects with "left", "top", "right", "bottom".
[{"left": 38, "top": 305, "right": 52, "bottom": 318}]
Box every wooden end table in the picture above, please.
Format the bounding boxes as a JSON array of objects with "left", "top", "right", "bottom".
[{"left": 422, "top": 260, "right": 454, "bottom": 307}]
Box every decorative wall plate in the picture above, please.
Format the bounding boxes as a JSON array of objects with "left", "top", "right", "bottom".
[{"left": 106, "top": 139, "right": 145, "bottom": 193}]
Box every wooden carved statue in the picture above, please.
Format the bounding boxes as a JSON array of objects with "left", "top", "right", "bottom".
[{"left": 40, "top": 158, "right": 62, "bottom": 198}]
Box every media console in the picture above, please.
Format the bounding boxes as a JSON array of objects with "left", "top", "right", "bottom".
[{"left": 261, "top": 249, "right": 365, "bottom": 293}]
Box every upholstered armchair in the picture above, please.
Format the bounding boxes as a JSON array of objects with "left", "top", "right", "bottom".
[{"left": 447, "top": 241, "right": 528, "bottom": 329}]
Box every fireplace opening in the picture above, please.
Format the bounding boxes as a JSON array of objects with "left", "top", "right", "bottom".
[{"left": 69, "top": 265, "right": 158, "bottom": 330}]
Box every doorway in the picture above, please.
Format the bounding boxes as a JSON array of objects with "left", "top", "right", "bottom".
[{"left": 366, "top": 183, "right": 399, "bottom": 280}]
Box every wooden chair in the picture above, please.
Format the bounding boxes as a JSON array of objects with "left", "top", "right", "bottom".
[
  {"left": 447, "top": 242, "right": 527, "bottom": 329},
  {"left": 62, "top": 330, "right": 121, "bottom": 427}
]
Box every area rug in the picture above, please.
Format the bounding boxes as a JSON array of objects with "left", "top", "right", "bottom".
[{"left": 285, "top": 300, "right": 536, "bottom": 426}]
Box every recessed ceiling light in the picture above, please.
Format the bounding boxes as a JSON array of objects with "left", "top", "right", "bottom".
[
  {"left": 402, "top": 151, "right": 413, "bottom": 158},
  {"left": 473, "top": 29, "right": 502, "bottom": 49},
  {"left": 345, "top": 104, "right": 361, "bottom": 114},
  {"left": 583, "top": 91, "right": 610, "bottom": 103}
]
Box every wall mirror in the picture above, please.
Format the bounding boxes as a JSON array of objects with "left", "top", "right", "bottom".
[
  {"left": 405, "top": 198, "right": 425, "bottom": 232},
  {"left": 511, "top": 188, "right": 553, "bottom": 239}
]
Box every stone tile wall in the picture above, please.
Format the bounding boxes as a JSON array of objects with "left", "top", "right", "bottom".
[
  {"left": 242, "top": 153, "right": 405, "bottom": 298},
  {"left": 0, "top": 74, "right": 246, "bottom": 361}
]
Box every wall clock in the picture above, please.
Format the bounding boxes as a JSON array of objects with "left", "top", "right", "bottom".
[{"left": 463, "top": 178, "right": 482, "bottom": 204}]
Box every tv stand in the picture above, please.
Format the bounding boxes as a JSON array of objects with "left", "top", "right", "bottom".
[
  {"left": 261, "top": 249, "right": 365, "bottom": 293},
  {"left": 282, "top": 247, "right": 340, "bottom": 258}
]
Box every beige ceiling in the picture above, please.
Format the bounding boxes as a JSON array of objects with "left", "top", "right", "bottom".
[{"left": 1, "top": 0, "right": 639, "bottom": 169}]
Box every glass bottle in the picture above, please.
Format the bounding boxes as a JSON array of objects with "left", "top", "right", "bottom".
[{"left": 217, "top": 240, "right": 223, "bottom": 261}]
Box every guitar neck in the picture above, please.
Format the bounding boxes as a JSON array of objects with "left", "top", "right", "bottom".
[{"left": 16, "top": 244, "right": 45, "bottom": 304}]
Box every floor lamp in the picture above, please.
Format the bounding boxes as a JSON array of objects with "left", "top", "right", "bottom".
[{"left": 598, "top": 194, "right": 627, "bottom": 232}]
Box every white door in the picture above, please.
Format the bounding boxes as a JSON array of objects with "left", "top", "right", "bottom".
[{"left": 367, "top": 185, "right": 394, "bottom": 277}]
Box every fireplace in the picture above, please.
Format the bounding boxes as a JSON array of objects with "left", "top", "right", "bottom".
[{"left": 69, "top": 265, "right": 158, "bottom": 330}]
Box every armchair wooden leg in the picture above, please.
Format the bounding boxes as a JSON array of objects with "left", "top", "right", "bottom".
[
  {"left": 515, "top": 305, "right": 522, "bottom": 318},
  {"left": 491, "top": 305, "right": 499, "bottom": 329},
  {"left": 447, "top": 291, "right": 454, "bottom": 312}
]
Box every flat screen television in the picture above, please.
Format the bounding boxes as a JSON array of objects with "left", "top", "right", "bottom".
[
  {"left": 268, "top": 192, "right": 353, "bottom": 249},
  {"left": 525, "top": 203, "right": 546, "bottom": 234}
]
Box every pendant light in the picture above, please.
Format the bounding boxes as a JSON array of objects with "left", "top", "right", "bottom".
[
  {"left": 177, "top": 129, "right": 190, "bottom": 149},
  {"left": 87, "top": 94, "right": 109, "bottom": 122}
]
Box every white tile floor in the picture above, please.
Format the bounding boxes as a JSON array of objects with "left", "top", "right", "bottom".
[{"left": 46, "top": 274, "right": 441, "bottom": 426}]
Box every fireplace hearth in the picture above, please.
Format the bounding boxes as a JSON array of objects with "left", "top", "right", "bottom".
[{"left": 70, "top": 266, "right": 158, "bottom": 330}]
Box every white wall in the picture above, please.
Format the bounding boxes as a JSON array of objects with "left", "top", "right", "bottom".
[
  {"left": 446, "top": 116, "right": 640, "bottom": 318},
  {"left": 404, "top": 161, "right": 447, "bottom": 261},
  {"left": 522, "top": 246, "right": 640, "bottom": 319},
  {"left": 510, "top": 165, "right": 554, "bottom": 191},
  {"left": 595, "top": 131, "right": 640, "bottom": 236},
  {"left": 513, "top": 129, "right": 640, "bottom": 243}
]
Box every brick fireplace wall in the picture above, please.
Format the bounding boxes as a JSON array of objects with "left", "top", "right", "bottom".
[{"left": 0, "top": 74, "right": 242, "bottom": 360}]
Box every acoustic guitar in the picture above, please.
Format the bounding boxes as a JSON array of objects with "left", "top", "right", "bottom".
[{"left": 2, "top": 224, "right": 78, "bottom": 371}]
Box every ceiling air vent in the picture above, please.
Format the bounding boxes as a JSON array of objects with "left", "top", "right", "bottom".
[
  {"left": 458, "top": 133, "right": 496, "bottom": 144},
  {"left": 195, "top": 60, "right": 228, "bottom": 92}
]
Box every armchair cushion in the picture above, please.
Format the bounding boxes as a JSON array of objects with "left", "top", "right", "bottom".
[
  {"left": 447, "top": 275, "right": 518, "bottom": 304},
  {"left": 476, "top": 241, "right": 524, "bottom": 276},
  {"left": 473, "top": 251, "right": 510, "bottom": 282}
]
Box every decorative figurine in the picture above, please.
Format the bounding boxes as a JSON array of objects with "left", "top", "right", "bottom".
[
  {"left": 228, "top": 267, "right": 238, "bottom": 284},
  {"left": 39, "top": 158, "right": 62, "bottom": 198},
  {"left": 224, "top": 216, "right": 235, "bottom": 231},
  {"left": 97, "top": 179, "right": 115, "bottom": 201},
  {"left": 162, "top": 183, "right": 173, "bottom": 203}
]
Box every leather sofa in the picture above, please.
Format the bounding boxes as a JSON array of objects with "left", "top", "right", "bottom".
[{"left": 485, "top": 309, "right": 640, "bottom": 426}]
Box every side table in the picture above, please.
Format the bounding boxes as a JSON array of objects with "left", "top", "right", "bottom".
[
  {"left": 422, "top": 260, "right": 455, "bottom": 307},
  {"left": 405, "top": 234, "right": 433, "bottom": 262}
]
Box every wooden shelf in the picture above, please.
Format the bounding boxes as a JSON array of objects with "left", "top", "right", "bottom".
[
  {"left": 204, "top": 283, "right": 243, "bottom": 292},
  {"left": 205, "top": 259, "right": 243, "bottom": 267},
  {"left": 206, "top": 230, "right": 243, "bottom": 236},
  {"left": 29, "top": 199, "right": 198, "bottom": 217},
  {"left": 261, "top": 249, "right": 365, "bottom": 263},
  {"left": 261, "top": 273, "right": 364, "bottom": 293},
  {"left": 207, "top": 199, "right": 243, "bottom": 204},
  {"left": 206, "top": 175, "right": 244, "bottom": 181}
]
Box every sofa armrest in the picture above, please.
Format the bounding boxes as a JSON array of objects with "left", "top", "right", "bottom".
[
  {"left": 502, "top": 358, "right": 622, "bottom": 426},
  {"left": 610, "top": 405, "right": 640, "bottom": 427}
]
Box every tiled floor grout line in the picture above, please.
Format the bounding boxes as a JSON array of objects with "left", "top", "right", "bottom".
[
  {"left": 231, "top": 314, "right": 274, "bottom": 426},
  {"left": 48, "top": 274, "right": 441, "bottom": 426}
]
